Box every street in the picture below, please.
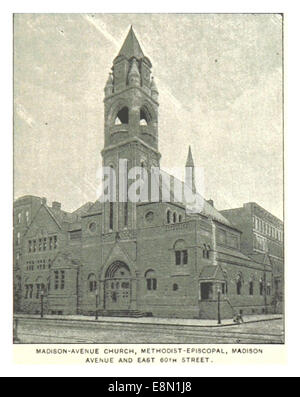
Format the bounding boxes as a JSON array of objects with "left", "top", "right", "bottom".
[{"left": 14, "top": 316, "right": 284, "bottom": 344}]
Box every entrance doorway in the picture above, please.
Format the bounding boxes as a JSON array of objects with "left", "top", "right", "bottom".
[{"left": 104, "top": 261, "right": 131, "bottom": 310}]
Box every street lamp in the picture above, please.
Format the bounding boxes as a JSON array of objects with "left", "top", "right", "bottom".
[
  {"left": 95, "top": 289, "right": 98, "bottom": 321},
  {"left": 40, "top": 289, "right": 44, "bottom": 319},
  {"left": 217, "top": 286, "right": 221, "bottom": 325}
]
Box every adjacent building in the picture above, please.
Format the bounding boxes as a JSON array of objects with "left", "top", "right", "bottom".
[{"left": 221, "top": 203, "right": 284, "bottom": 313}]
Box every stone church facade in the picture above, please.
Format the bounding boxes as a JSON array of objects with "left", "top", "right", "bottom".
[{"left": 13, "top": 27, "right": 279, "bottom": 319}]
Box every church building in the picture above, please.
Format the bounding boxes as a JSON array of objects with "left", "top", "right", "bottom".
[{"left": 13, "top": 27, "right": 276, "bottom": 319}]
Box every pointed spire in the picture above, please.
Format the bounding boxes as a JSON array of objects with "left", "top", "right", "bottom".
[
  {"left": 117, "top": 26, "right": 144, "bottom": 60},
  {"left": 186, "top": 146, "right": 194, "bottom": 167}
]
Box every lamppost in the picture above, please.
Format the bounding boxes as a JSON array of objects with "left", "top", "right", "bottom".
[
  {"left": 217, "top": 286, "right": 221, "bottom": 325},
  {"left": 95, "top": 289, "right": 98, "bottom": 321},
  {"left": 40, "top": 289, "right": 44, "bottom": 319}
]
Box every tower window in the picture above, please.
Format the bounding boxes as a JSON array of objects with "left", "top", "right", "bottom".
[
  {"left": 173, "top": 212, "right": 177, "bottom": 223},
  {"left": 115, "top": 107, "right": 129, "bottom": 125},
  {"left": 140, "top": 109, "right": 148, "bottom": 126},
  {"left": 110, "top": 202, "right": 114, "bottom": 230}
]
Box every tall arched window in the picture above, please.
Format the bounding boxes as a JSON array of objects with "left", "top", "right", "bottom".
[
  {"left": 140, "top": 108, "right": 149, "bottom": 126},
  {"left": 173, "top": 212, "right": 177, "bottom": 223},
  {"left": 145, "top": 270, "right": 157, "bottom": 291},
  {"left": 109, "top": 165, "right": 114, "bottom": 230},
  {"left": 249, "top": 280, "right": 254, "bottom": 295},
  {"left": 115, "top": 107, "right": 129, "bottom": 125},
  {"left": 88, "top": 273, "right": 97, "bottom": 292},
  {"left": 166, "top": 210, "right": 171, "bottom": 224},
  {"left": 16, "top": 232, "right": 20, "bottom": 246},
  {"left": 236, "top": 273, "right": 243, "bottom": 295},
  {"left": 17, "top": 213, "right": 21, "bottom": 224},
  {"left": 174, "top": 239, "right": 188, "bottom": 265},
  {"left": 25, "top": 211, "right": 30, "bottom": 224},
  {"left": 259, "top": 278, "right": 264, "bottom": 295}
]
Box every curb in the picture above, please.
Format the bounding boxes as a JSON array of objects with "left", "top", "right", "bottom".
[{"left": 14, "top": 315, "right": 283, "bottom": 329}]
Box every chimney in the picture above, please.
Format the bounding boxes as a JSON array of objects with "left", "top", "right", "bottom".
[
  {"left": 52, "top": 201, "right": 61, "bottom": 210},
  {"left": 207, "top": 199, "right": 214, "bottom": 207}
]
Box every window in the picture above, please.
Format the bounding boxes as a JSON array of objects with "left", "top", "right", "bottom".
[
  {"left": 145, "top": 270, "right": 157, "bottom": 291},
  {"left": 200, "top": 282, "right": 213, "bottom": 300},
  {"left": 28, "top": 240, "right": 32, "bottom": 253},
  {"left": 249, "top": 281, "right": 254, "bottom": 295},
  {"left": 115, "top": 107, "right": 129, "bottom": 125},
  {"left": 140, "top": 108, "right": 149, "bottom": 126},
  {"left": 167, "top": 210, "right": 171, "bottom": 224},
  {"left": 25, "top": 285, "right": 29, "bottom": 299},
  {"left": 237, "top": 280, "right": 242, "bottom": 295},
  {"left": 259, "top": 279, "right": 264, "bottom": 296},
  {"left": 49, "top": 237, "right": 53, "bottom": 250},
  {"left": 266, "top": 283, "right": 271, "bottom": 296},
  {"left": 109, "top": 202, "right": 114, "bottom": 230},
  {"left": 43, "top": 238, "right": 47, "bottom": 250},
  {"left": 236, "top": 274, "right": 243, "bottom": 295},
  {"left": 173, "top": 212, "right": 177, "bottom": 223},
  {"left": 16, "top": 232, "right": 20, "bottom": 246},
  {"left": 88, "top": 274, "right": 97, "bottom": 292},
  {"left": 178, "top": 215, "right": 182, "bottom": 222},
  {"left": 173, "top": 283, "right": 178, "bottom": 291},
  {"left": 89, "top": 222, "right": 97, "bottom": 233},
  {"left": 36, "top": 283, "right": 41, "bottom": 299},
  {"left": 175, "top": 250, "right": 188, "bottom": 265},
  {"left": 54, "top": 271, "right": 59, "bottom": 290},
  {"left": 29, "top": 284, "right": 33, "bottom": 299},
  {"left": 124, "top": 202, "right": 128, "bottom": 227},
  {"left": 54, "top": 235, "right": 57, "bottom": 249},
  {"left": 60, "top": 271, "right": 65, "bottom": 290},
  {"left": 25, "top": 211, "right": 29, "bottom": 224},
  {"left": 17, "top": 213, "right": 21, "bottom": 224},
  {"left": 203, "top": 244, "right": 210, "bottom": 259}
]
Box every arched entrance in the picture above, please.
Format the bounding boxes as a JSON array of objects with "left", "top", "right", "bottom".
[{"left": 104, "top": 261, "right": 131, "bottom": 310}]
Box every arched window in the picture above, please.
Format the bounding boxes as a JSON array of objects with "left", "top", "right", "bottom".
[
  {"left": 173, "top": 212, "right": 177, "bottom": 223},
  {"left": 236, "top": 273, "right": 243, "bottom": 295},
  {"left": 259, "top": 278, "right": 264, "bottom": 295},
  {"left": 178, "top": 214, "right": 182, "bottom": 222},
  {"left": 203, "top": 244, "right": 210, "bottom": 259},
  {"left": 114, "top": 107, "right": 129, "bottom": 125},
  {"left": 25, "top": 211, "right": 29, "bottom": 224},
  {"left": 266, "top": 282, "right": 271, "bottom": 296},
  {"left": 140, "top": 107, "right": 151, "bottom": 126},
  {"left": 88, "top": 273, "right": 97, "bottom": 292},
  {"left": 174, "top": 239, "right": 188, "bottom": 265},
  {"left": 145, "top": 270, "right": 157, "bottom": 291},
  {"left": 16, "top": 232, "right": 20, "bottom": 246},
  {"left": 249, "top": 281, "right": 254, "bottom": 295},
  {"left": 17, "top": 213, "right": 21, "bottom": 224},
  {"left": 166, "top": 209, "right": 171, "bottom": 224}
]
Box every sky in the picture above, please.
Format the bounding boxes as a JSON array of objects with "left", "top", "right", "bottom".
[{"left": 13, "top": 13, "right": 283, "bottom": 219}]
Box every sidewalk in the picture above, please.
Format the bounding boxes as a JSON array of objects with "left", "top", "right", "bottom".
[{"left": 14, "top": 313, "right": 283, "bottom": 328}]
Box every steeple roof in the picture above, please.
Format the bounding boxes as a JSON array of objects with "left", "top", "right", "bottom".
[
  {"left": 186, "top": 146, "right": 194, "bottom": 167},
  {"left": 117, "top": 26, "right": 144, "bottom": 60}
]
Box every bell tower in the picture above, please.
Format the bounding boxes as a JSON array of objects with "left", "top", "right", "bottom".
[{"left": 101, "top": 26, "right": 161, "bottom": 233}]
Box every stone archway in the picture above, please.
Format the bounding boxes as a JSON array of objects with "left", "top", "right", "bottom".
[{"left": 104, "top": 261, "right": 131, "bottom": 311}]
